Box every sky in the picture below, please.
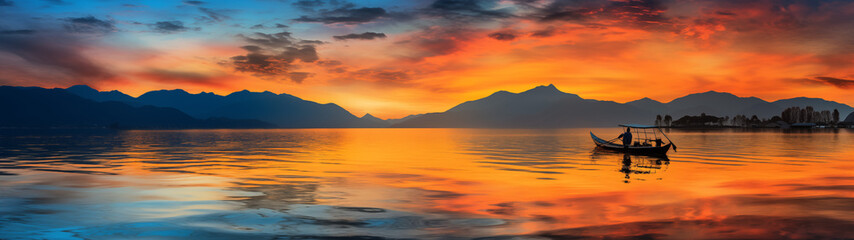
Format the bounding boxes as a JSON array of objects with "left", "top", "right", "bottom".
[{"left": 0, "top": 0, "right": 853, "bottom": 118}]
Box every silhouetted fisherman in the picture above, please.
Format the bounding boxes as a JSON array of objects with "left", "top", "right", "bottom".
[{"left": 618, "top": 127, "right": 632, "bottom": 148}]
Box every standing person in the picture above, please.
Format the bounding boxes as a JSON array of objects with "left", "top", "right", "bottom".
[{"left": 618, "top": 127, "right": 632, "bottom": 148}]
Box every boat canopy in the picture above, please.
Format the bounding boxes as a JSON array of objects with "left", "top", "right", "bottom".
[{"left": 619, "top": 124, "right": 658, "bottom": 128}]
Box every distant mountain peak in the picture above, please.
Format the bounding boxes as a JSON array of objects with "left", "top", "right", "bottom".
[
  {"left": 522, "top": 84, "right": 561, "bottom": 94},
  {"left": 627, "top": 97, "right": 663, "bottom": 105},
  {"left": 150, "top": 89, "right": 189, "bottom": 95},
  {"left": 67, "top": 85, "right": 97, "bottom": 92},
  {"left": 361, "top": 113, "right": 382, "bottom": 120}
]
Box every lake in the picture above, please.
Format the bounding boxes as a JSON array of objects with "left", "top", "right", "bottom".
[{"left": 1, "top": 128, "right": 854, "bottom": 239}]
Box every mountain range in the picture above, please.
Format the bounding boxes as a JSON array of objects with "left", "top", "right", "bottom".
[
  {"left": 0, "top": 86, "right": 272, "bottom": 129},
  {"left": 394, "top": 85, "right": 853, "bottom": 128},
  {"left": 66, "top": 85, "right": 387, "bottom": 128},
  {"left": 2, "top": 84, "right": 852, "bottom": 129}
]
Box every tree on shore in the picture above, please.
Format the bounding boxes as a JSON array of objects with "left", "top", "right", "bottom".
[
  {"left": 655, "top": 115, "right": 662, "bottom": 126},
  {"left": 663, "top": 115, "right": 672, "bottom": 127}
]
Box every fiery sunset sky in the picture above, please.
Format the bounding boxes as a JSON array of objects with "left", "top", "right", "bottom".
[{"left": 1, "top": 0, "right": 853, "bottom": 118}]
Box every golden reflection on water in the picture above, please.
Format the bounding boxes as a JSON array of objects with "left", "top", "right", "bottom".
[{"left": 1, "top": 128, "right": 854, "bottom": 239}]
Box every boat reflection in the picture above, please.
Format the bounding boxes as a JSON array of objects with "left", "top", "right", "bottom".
[{"left": 590, "top": 149, "right": 669, "bottom": 183}]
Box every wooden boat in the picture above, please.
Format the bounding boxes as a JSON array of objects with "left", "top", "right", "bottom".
[{"left": 590, "top": 124, "right": 675, "bottom": 156}]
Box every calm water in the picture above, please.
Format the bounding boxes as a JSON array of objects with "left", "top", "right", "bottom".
[{"left": 1, "top": 128, "right": 854, "bottom": 239}]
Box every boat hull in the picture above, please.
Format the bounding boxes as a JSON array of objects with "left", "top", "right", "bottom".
[{"left": 590, "top": 132, "right": 671, "bottom": 156}]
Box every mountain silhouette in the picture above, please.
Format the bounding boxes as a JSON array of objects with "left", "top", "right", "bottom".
[
  {"left": 360, "top": 113, "right": 390, "bottom": 127},
  {"left": 393, "top": 85, "right": 853, "bottom": 128},
  {"left": 772, "top": 97, "right": 854, "bottom": 116},
  {"left": 393, "top": 84, "right": 651, "bottom": 128},
  {"left": 66, "top": 85, "right": 137, "bottom": 103},
  {"left": 628, "top": 91, "right": 853, "bottom": 119},
  {"left": 67, "top": 86, "right": 384, "bottom": 128},
  {"left": 386, "top": 114, "right": 423, "bottom": 125},
  {"left": 0, "top": 86, "right": 273, "bottom": 129},
  {"left": 844, "top": 112, "right": 854, "bottom": 123},
  {"left": 56, "top": 84, "right": 854, "bottom": 128},
  {"left": 137, "top": 89, "right": 225, "bottom": 117}
]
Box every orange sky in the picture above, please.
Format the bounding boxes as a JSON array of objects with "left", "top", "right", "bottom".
[{"left": 1, "top": 0, "right": 853, "bottom": 118}]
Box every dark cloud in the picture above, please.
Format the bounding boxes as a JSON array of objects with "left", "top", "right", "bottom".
[
  {"left": 0, "top": 29, "right": 35, "bottom": 34},
  {"left": 138, "top": 68, "right": 226, "bottom": 87},
  {"left": 487, "top": 31, "right": 516, "bottom": 41},
  {"left": 540, "top": 9, "right": 589, "bottom": 22},
  {"left": 239, "top": 31, "right": 294, "bottom": 48},
  {"left": 43, "top": 0, "right": 66, "bottom": 5},
  {"left": 230, "top": 31, "right": 322, "bottom": 82},
  {"left": 530, "top": 0, "right": 669, "bottom": 27},
  {"left": 317, "top": 60, "right": 342, "bottom": 67},
  {"left": 281, "top": 45, "right": 319, "bottom": 62},
  {"left": 715, "top": 11, "right": 736, "bottom": 16},
  {"left": 0, "top": 31, "right": 112, "bottom": 83},
  {"left": 183, "top": 0, "right": 204, "bottom": 5},
  {"left": 294, "top": 6, "right": 386, "bottom": 24},
  {"left": 151, "top": 21, "right": 194, "bottom": 33},
  {"left": 240, "top": 45, "right": 263, "bottom": 52},
  {"left": 332, "top": 32, "right": 386, "bottom": 41},
  {"left": 0, "top": 0, "right": 12, "bottom": 6},
  {"left": 530, "top": 27, "right": 556, "bottom": 37},
  {"left": 64, "top": 16, "right": 116, "bottom": 33},
  {"left": 395, "top": 27, "right": 472, "bottom": 61},
  {"left": 814, "top": 77, "right": 854, "bottom": 89},
  {"left": 299, "top": 39, "right": 324, "bottom": 45},
  {"left": 607, "top": 0, "right": 669, "bottom": 24},
  {"left": 288, "top": 72, "right": 311, "bottom": 83},
  {"left": 249, "top": 23, "right": 287, "bottom": 30},
  {"left": 198, "top": 7, "right": 230, "bottom": 23},
  {"left": 351, "top": 68, "right": 412, "bottom": 85},
  {"left": 291, "top": 0, "right": 324, "bottom": 11},
  {"left": 426, "top": 0, "right": 515, "bottom": 20}
]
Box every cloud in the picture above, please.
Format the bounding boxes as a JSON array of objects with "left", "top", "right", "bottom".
[
  {"left": 136, "top": 68, "right": 228, "bottom": 87},
  {"left": 294, "top": 6, "right": 386, "bottom": 24},
  {"left": 524, "top": 0, "right": 670, "bottom": 28},
  {"left": 183, "top": 0, "right": 204, "bottom": 5},
  {"left": 0, "top": 31, "right": 113, "bottom": 83},
  {"left": 248, "top": 23, "right": 287, "bottom": 30},
  {"left": 530, "top": 26, "right": 557, "bottom": 37},
  {"left": 814, "top": 77, "right": 854, "bottom": 89},
  {"left": 344, "top": 68, "right": 413, "bottom": 86},
  {"left": 291, "top": 0, "right": 324, "bottom": 11},
  {"left": 43, "top": 0, "right": 66, "bottom": 5},
  {"left": 487, "top": 31, "right": 516, "bottom": 41},
  {"left": 151, "top": 21, "right": 195, "bottom": 33},
  {"left": 0, "top": 0, "right": 12, "bottom": 6},
  {"left": 229, "top": 31, "right": 322, "bottom": 82},
  {"left": 540, "top": 9, "right": 589, "bottom": 22},
  {"left": 198, "top": 7, "right": 230, "bottom": 23},
  {"left": 288, "top": 72, "right": 311, "bottom": 83},
  {"left": 0, "top": 29, "right": 35, "bottom": 34},
  {"left": 333, "top": 32, "right": 386, "bottom": 40},
  {"left": 394, "top": 26, "right": 474, "bottom": 61},
  {"left": 425, "top": 0, "right": 515, "bottom": 20},
  {"left": 64, "top": 16, "right": 116, "bottom": 33},
  {"left": 239, "top": 31, "right": 294, "bottom": 48}
]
